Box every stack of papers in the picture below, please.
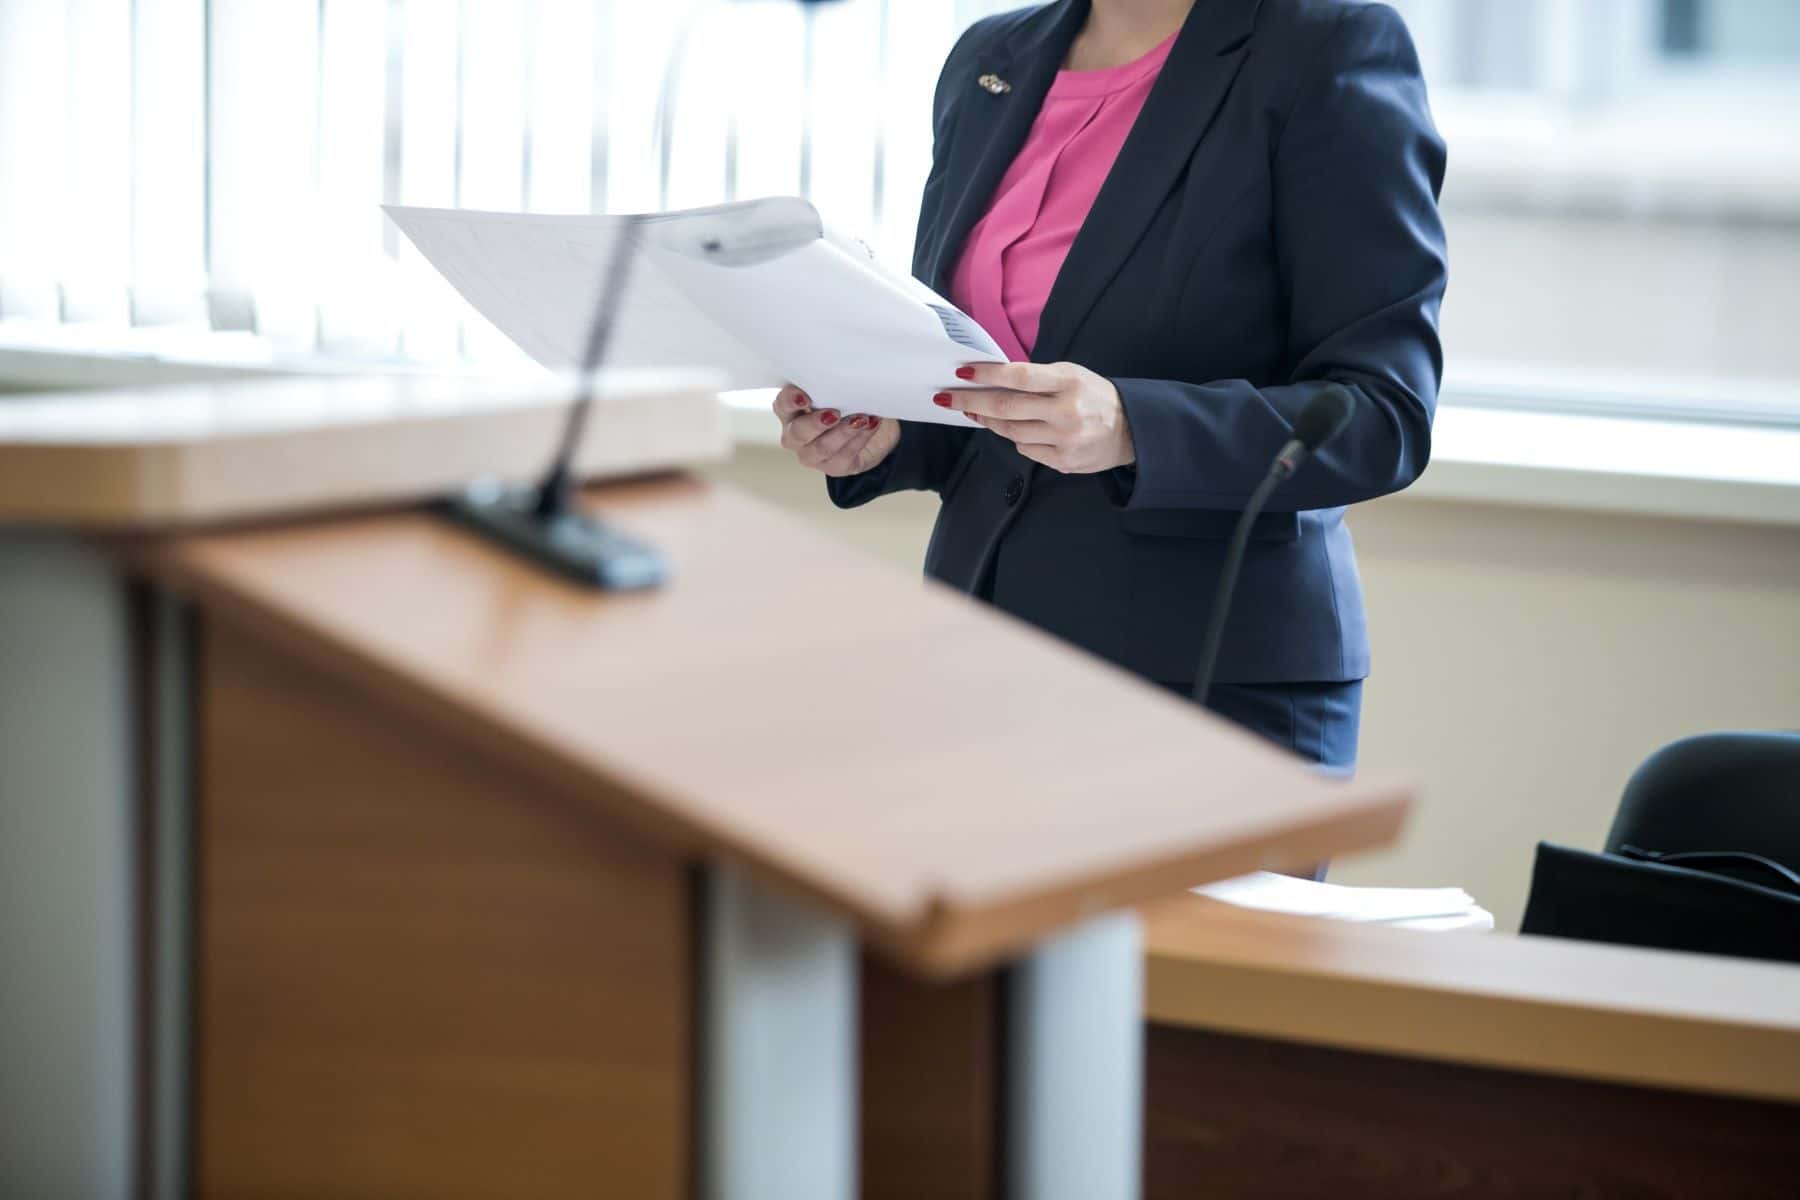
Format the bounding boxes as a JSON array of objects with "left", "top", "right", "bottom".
[{"left": 1195, "top": 872, "right": 1495, "bottom": 932}]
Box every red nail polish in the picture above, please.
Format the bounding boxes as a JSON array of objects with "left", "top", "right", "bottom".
[
  {"left": 955, "top": 366, "right": 976, "bottom": 380},
  {"left": 820, "top": 410, "right": 839, "bottom": 425},
  {"left": 794, "top": 391, "right": 810, "bottom": 408},
  {"left": 933, "top": 392, "right": 952, "bottom": 407},
  {"left": 849, "top": 415, "right": 868, "bottom": 429},
  {"left": 866, "top": 417, "right": 879, "bottom": 429}
]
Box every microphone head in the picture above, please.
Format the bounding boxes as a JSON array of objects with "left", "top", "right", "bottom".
[{"left": 1293, "top": 386, "right": 1355, "bottom": 452}]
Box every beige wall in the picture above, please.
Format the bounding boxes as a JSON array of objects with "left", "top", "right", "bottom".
[{"left": 711, "top": 445, "right": 1800, "bottom": 931}]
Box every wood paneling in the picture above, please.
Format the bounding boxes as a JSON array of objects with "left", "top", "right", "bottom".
[
  {"left": 1144, "top": 1024, "right": 1800, "bottom": 1200},
  {"left": 859, "top": 954, "right": 998, "bottom": 1200},
  {"left": 195, "top": 619, "right": 689, "bottom": 1200},
  {"left": 1145, "top": 896, "right": 1800, "bottom": 1103},
  {"left": 144, "top": 476, "right": 1410, "bottom": 976}
]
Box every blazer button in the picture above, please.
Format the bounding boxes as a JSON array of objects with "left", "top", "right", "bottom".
[{"left": 1003, "top": 475, "right": 1025, "bottom": 506}]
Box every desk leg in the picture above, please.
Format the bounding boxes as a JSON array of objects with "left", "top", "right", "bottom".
[
  {"left": 1006, "top": 911, "right": 1144, "bottom": 1200},
  {"left": 0, "top": 536, "right": 137, "bottom": 1199},
  {"left": 699, "top": 867, "right": 859, "bottom": 1200}
]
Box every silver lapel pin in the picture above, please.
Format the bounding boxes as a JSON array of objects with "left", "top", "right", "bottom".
[{"left": 978, "top": 73, "right": 1012, "bottom": 95}]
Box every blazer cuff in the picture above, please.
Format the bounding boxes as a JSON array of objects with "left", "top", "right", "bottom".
[
  {"left": 1114, "top": 378, "right": 1242, "bottom": 510},
  {"left": 824, "top": 421, "right": 923, "bottom": 509},
  {"left": 826, "top": 451, "right": 899, "bottom": 509}
]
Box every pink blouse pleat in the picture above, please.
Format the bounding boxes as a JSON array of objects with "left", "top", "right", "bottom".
[{"left": 949, "top": 31, "right": 1177, "bottom": 362}]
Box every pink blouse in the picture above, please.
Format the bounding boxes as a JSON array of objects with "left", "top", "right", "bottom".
[{"left": 949, "top": 31, "right": 1177, "bottom": 361}]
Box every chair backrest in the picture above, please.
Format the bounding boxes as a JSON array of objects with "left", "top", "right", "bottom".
[{"left": 1605, "top": 732, "right": 1800, "bottom": 869}]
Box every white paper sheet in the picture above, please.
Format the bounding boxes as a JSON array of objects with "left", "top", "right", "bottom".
[
  {"left": 385, "top": 198, "right": 1007, "bottom": 427},
  {"left": 1195, "top": 871, "right": 1494, "bottom": 930}
]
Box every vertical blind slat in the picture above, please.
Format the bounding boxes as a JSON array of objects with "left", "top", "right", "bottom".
[
  {"left": 131, "top": 0, "right": 208, "bottom": 327},
  {"left": 528, "top": 0, "right": 596, "bottom": 213},
  {"left": 63, "top": 0, "right": 134, "bottom": 325},
  {"left": 396, "top": 0, "right": 461, "bottom": 361},
  {"left": 807, "top": 0, "right": 884, "bottom": 241},
  {"left": 875, "top": 0, "right": 954, "bottom": 267},
  {"left": 0, "top": 0, "right": 71, "bottom": 321},
  {"left": 456, "top": 0, "right": 530, "bottom": 363},
  {"left": 727, "top": 4, "right": 806, "bottom": 208},
  {"left": 206, "top": 0, "right": 319, "bottom": 343},
  {"left": 319, "top": 0, "right": 393, "bottom": 355}
]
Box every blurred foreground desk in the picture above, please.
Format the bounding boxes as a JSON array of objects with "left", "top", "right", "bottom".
[
  {"left": 1143, "top": 898, "right": 1800, "bottom": 1198},
  {"left": 0, "top": 377, "right": 1409, "bottom": 1199}
]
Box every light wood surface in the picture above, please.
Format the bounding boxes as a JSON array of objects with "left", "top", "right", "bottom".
[
  {"left": 0, "top": 371, "right": 726, "bottom": 527},
  {"left": 1144, "top": 895, "right": 1800, "bottom": 1104},
  {"left": 138, "top": 475, "right": 1410, "bottom": 975},
  {"left": 195, "top": 620, "right": 690, "bottom": 1199}
]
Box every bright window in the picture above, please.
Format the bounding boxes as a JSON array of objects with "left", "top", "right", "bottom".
[{"left": 0, "top": 0, "right": 1795, "bottom": 423}]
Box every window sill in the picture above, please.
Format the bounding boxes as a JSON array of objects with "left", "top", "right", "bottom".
[
  {"left": 722, "top": 390, "right": 1800, "bottom": 529},
  {"left": 7, "top": 332, "right": 1798, "bottom": 530}
]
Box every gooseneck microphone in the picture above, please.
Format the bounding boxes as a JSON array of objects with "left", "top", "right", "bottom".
[
  {"left": 438, "top": 213, "right": 665, "bottom": 590},
  {"left": 1190, "top": 386, "right": 1356, "bottom": 706},
  {"left": 442, "top": 0, "right": 845, "bottom": 589}
]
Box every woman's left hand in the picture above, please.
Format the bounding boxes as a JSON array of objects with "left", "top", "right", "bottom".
[{"left": 940, "top": 361, "right": 1136, "bottom": 474}]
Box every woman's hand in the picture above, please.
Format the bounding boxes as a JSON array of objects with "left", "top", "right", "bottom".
[
  {"left": 938, "top": 361, "right": 1135, "bottom": 474},
  {"left": 773, "top": 385, "right": 900, "bottom": 477}
]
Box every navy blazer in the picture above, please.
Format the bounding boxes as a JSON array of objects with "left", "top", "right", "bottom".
[{"left": 829, "top": 0, "right": 1448, "bottom": 685}]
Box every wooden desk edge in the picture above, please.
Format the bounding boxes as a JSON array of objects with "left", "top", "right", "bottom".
[
  {"left": 1144, "top": 897, "right": 1800, "bottom": 1105},
  {"left": 895, "top": 786, "right": 1412, "bottom": 975},
  {"left": 121, "top": 518, "right": 1412, "bottom": 979}
]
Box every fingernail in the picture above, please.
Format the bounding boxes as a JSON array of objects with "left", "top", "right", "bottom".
[
  {"left": 955, "top": 366, "right": 975, "bottom": 380},
  {"left": 794, "top": 391, "right": 810, "bottom": 408},
  {"left": 848, "top": 415, "right": 868, "bottom": 429},
  {"left": 866, "top": 417, "right": 879, "bottom": 430},
  {"left": 933, "top": 392, "right": 952, "bottom": 408},
  {"left": 820, "top": 410, "right": 839, "bottom": 425}
]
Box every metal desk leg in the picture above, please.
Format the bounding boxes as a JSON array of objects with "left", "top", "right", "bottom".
[
  {"left": 0, "top": 537, "right": 137, "bottom": 1199},
  {"left": 1006, "top": 911, "right": 1144, "bottom": 1200},
  {"left": 698, "top": 866, "right": 858, "bottom": 1200}
]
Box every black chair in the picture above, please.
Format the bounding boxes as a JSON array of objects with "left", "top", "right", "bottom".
[
  {"left": 1521, "top": 731, "right": 1800, "bottom": 965},
  {"left": 1605, "top": 731, "right": 1800, "bottom": 867}
]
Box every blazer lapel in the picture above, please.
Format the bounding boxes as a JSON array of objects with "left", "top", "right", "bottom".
[
  {"left": 923, "top": 1, "right": 1090, "bottom": 294},
  {"left": 1031, "top": 0, "right": 1261, "bottom": 364}
]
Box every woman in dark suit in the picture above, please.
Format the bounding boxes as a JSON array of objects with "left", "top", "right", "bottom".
[{"left": 772, "top": 0, "right": 1447, "bottom": 770}]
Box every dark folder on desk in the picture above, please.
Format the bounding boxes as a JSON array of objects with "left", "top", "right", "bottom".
[{"left": 1522, "top": 841, "right": 1800, "bottom": 965}]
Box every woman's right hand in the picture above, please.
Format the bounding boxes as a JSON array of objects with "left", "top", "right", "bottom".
[{"left": 773, "top": 385, "right": 900, "bottom": 477}]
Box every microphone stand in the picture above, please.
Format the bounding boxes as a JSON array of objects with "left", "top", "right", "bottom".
[
  {"left": 438, "top": 212, "right": 666, "bottom": 590},
  {"left": 1189, "top": 459, "right": 1293, "bottom": 708},
  {"left": 439, "top": 1, "right": 706, "bottom": 590},
  {"left": 1190, "top": 387, "right": 1355, "bottom": 706},
  {"left": 441, "top": 0, "right": 841, "bottom": 588}
]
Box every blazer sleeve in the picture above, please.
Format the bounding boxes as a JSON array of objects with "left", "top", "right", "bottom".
[
  {"left": 827, "top": 20, "right": 991, "bottom": 510},
  {"left": 1114, "top": 3, "right": 1448, "bottom": 513}
]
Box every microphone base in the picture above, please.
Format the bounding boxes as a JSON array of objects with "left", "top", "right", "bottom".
[{"left": 440, "top": 481, "right": 667, "bottom": 591}]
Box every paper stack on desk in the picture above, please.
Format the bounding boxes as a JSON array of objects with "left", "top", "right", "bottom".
[
  {"left": 385, "top": 197, "right": 1007, "bottom": 427},
  {"left": 1195, "top": 872, "right": 1495, "bottom": 932}
]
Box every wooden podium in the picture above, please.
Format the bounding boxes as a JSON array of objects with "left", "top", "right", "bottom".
[{"left": 0, "top": 377, "right": 1411, "bottom": 1199}]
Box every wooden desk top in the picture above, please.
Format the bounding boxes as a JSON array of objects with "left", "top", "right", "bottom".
[
  {"left": 1145, "top": 896, "right": 1800, "bottom": 1104},
  {"left": 0, "top": 371, "right": 725, "bottom": 527},
  {"left": 137, "top": 475, "right": 1410, "bottom": 975}
]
